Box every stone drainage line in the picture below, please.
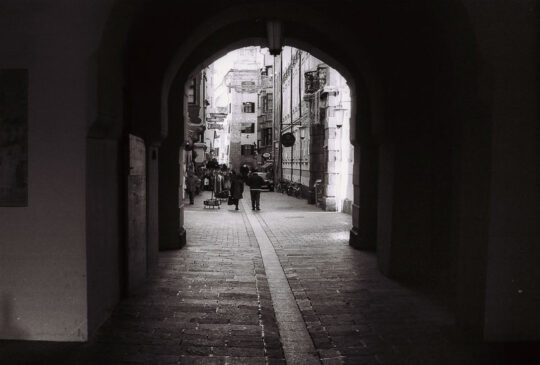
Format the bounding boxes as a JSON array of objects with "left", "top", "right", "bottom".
[{"left": 240, "top": 199, "right": 320, "bottom": 364}]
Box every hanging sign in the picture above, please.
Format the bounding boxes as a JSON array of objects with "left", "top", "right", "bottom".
[
  {"left": 281, "top": 132, "right": 296, "bottom": 147},
  {"left": 262, "top": 152, "right": 271, "bottom": 159},
  {"left": 207, "top": 123, "right": 223, "bottom": 130}
]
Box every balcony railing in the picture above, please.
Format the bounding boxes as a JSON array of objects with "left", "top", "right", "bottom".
[
  {"left": 304, "top": 71, "right": 319, "bottom": 93},
  {"left": 304, "top": 65, "right": 328, "bottom": 94}
]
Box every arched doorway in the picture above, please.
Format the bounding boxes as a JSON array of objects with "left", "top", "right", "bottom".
[
  {"left": 90, "top": 0, "right": 484, "bottom": 341},
  {"left": 0, "top": 0, "right": 538, "bottom": 350}
]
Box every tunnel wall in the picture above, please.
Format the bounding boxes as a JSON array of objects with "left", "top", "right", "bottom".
[
  {"left": 0, "top": 0, "right": 538, "bottom": 343},
  {"left": 463, "top": 0, "right": 540, "bottom": 341},
  {"left": 0, "top": 0, "right": 115, "bottom": 341},
  {"left": 86, "top": 137, "right": 122, "bottom": 338}
]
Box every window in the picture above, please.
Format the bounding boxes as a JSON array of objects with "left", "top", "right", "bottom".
[
  {"left": 188, "top": 78, "right": 196, "bottom": 104},
  {"left": 266, "top": 93, "right": 273, "bottom": 112},
  {"left": 260, "top": 95, "right": 265, "bottom": 111},
  {"left": 262, "top": 128, "right": 272, "bottom": 146},
  {"left": 241, "top": 144, "right": 255, "bottom": 156},
  {"left": 241, "top": 123, "right": 255, "bottom": 134},
  {"left": 243, "top": 102, "right": 255, "bottom": 113},
  {"left": 320, "top": 107, "right": 326, "bottom": 124}
]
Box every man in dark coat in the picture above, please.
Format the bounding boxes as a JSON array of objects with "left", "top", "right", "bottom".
[
  {"left": 230, "top": 171, "right": 244, "bottom": 211},
  {"left": 240, "top": 164, "right": 250, "bottom": 181},
  {"left": 185, "top": 171, "right": 198, "bottom": 205},
  {"left": 247, "top": 170, "right": 265, "bottom": 210}
]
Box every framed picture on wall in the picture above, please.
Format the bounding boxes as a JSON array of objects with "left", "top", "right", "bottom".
[{"left": 0, "top": 69, "right": 28, "bottom": 206}]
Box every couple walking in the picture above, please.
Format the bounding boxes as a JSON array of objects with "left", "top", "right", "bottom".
[{"left": 229, "top": 170, "right": 265, "bottom": 211}]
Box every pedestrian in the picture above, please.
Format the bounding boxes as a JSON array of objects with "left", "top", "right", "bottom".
[
  {"left": 214, "top": 170, "right": 224, "bottom": 195},
  {"left": 203, "top": 173, "right": 212, "bottom": 191},
  {"left": 230, "top": 170, "right": 244, "bottom": 211},
  {"left": 247, "top": 170, "right": 264, "bottom": 210},
  {"left": 185, "top": 171, "right": 198, "bottom": 205},
  {"left": 223, "top": 170, "right": 231, "bottom": 191},
  {"left": 240, "top": 164, "right": 250, "bottom": 181},
  {"left": 194, "top": 175, "right": 201, "bottom": 195}
]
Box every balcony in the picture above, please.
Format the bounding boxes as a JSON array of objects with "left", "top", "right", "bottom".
[
  {"left": 304, "top": 71, "right": 319, "bottom": 93},
  {"left": 304, "top": 65, "right": 328, "bottom": 94}
]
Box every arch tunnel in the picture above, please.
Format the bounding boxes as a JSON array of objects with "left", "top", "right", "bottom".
[{"left": 0, "top": 0, "right": 538, "bottom": 357}]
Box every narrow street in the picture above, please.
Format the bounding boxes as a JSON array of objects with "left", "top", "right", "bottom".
[
  {"left": 2, "top": 191, "right": 520, "bottom": 364},
  {"left": 92, "top": 190, "right": 456, "bottom": 364}
]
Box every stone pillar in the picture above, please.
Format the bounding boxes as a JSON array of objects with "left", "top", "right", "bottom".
[
  {"left": 146, "top": 143, "right": 159, "bottom": 270},
  {"left": 322, "top": 95, "right": 340, "bottom": 211},
  {"left": 127, "top": 135, "right": 147, "bottom": 293},
  {"left": 178, "top": 147, "right": 186, "bottom": 246},
  {"left": 322, "top": 131, "right": 339, "bottom": 211},
  {"left": 159, "top": 83, "right": 185, "bottom": 250},
  {"left": 456, "top": 0, "right": 540, "bottom": 341},
  {"left": 376, "top": 142, "right": 394, "bottom": 275},
  {"left": 350, "top": 142, "right": 378, "bottom": 250},
  {"left": 376, "top": 138, "right": 434, "bottom": 282},
  {"left": 86, "top": 136, "right": 122, "bottom": 337},
  {"left": 158, "top": 135, "right": 185, "bottom": 250}
]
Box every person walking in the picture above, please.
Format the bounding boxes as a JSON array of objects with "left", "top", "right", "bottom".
[
  {"left": 247, "top": 170, "right": 265, "bottom": 210},
  {"left": 240, "top": 164, "right": 250, "bottom": 181},
  {"left": 230, "top": 170, "right": 244, "bottom": 211},
  {"left": 223, "top": 170, "right": 231, "bottom": 191},
  {"left": 185, "top": 171, "right": 198, "bottom": 205}
]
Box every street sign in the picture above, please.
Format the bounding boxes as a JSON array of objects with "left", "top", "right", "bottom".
[
  {"left": 207, "top": 123, "right": 224, "bottom": 130},
  {"left": 281, "top": 132, "right": 296, "bottom": 147}
]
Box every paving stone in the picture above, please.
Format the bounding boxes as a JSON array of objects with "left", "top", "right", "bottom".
[
  {"left": 0, "top": 191, "right": 521, "bottom": 364},
  {"left": 321, "top": 358, "right": 345, "bottom": 365},
  {"left": 224, "top": 356, "right": 267, "bottom": 365},
  {"left": 212, "top": 346, "right": 265, "bottom": 357},
  {"left": 178, "top": 356, "right": 225, "bottom": 365}
]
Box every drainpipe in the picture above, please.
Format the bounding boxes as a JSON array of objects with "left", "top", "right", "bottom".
[
  {"left": 290, "top": 50, "right": 294, "bottom": 183},
  {"left": 272, "top": 56, "right": 275, "bottom": 182},
  {"left": 279, "top": 53, "right": 283, "bottom": 183},
  {"left": 298, "top": 51, "right": 302, "bottom": 190},
  {"left": 299, "top": 136, "right": 302, "bottom": 188}
]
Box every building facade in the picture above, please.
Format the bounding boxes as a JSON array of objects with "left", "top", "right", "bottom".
[
  {"left": 224, "top": 47, "right": 263, "bottom": 172},
  {"left": 274, "top": 47, "right": 353, "bottom": 212},
  {"left": 0, "top": 0, "right": 538, "bottom": 344},
  {"left": 184, "top": 71, "right": 208, "bottom": 173},
  {"left": 256, "top": 53, "right": 274, "bottom": 172}
]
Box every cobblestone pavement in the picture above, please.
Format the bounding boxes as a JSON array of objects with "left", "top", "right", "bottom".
[
  {"left": 2, "top": 190, "right": 539, "bottom": 364},
  {"left": 74, "top": 191, "right": 285, "bottom": 365},
  {"left": 254, "top": 193, "right": 456, "bottom": 364}
]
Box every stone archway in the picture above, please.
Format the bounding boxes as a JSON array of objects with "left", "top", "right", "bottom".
[
  {"left": 166, "top": 38, "right": 366, "bottom": 244},
  {"left": 93, "top": 0, "right": 491, "bottom": 340},
  {"left": 1, "top": 0, "right": 537, "bottom": 345},
  {"left": 156, "top": 3, "right": 375, "bottom": 257}
]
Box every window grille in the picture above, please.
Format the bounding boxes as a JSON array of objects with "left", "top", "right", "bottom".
[
  {"left": 241, "top": 145, "right": 255, "bottom": 156},
  {"left": 266, "top": 93, "right": 273, "bottom": 112},
  {"left": 241, "top": 123, "right": 255, "bottom": 133},
  {"left": 243, "top": 102, "right": 255, "bottom": 113},
  {"left": 188, "top": 78, "right": 196, "bottom": 104},
  {"left": 304, "top": 71, "right": 319, "bottom": 93}
]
